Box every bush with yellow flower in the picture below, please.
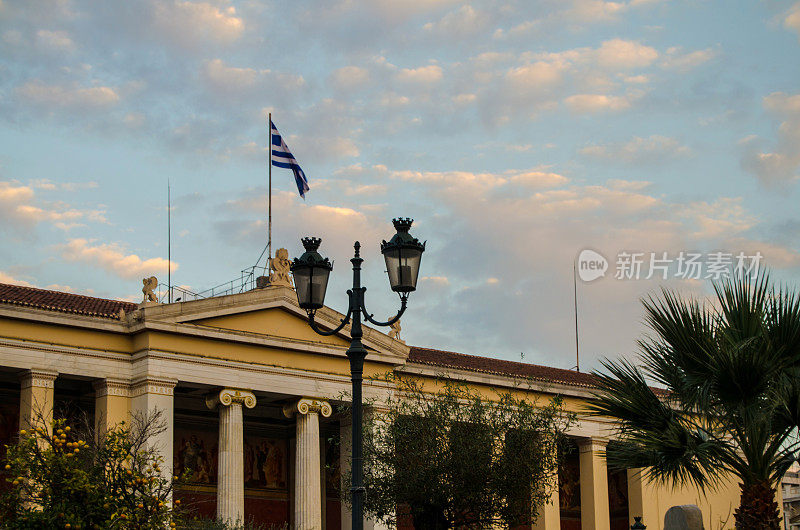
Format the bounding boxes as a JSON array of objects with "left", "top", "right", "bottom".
[{"left": 1, "top": 409, "right": 183, "bottom": 529}]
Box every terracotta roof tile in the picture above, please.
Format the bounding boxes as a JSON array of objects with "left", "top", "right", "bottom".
[
  {"left": 408, "top": 346, "right": 599, "bottom": 388},
  {"left": 0, "top": 282, "right": 669, "bottom": 395},
  {"left": 0, "top": 283, "right": 136, "bottom": 319}
]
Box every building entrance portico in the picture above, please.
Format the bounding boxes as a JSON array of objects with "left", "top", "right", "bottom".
[{"left": 172, "top": 383, "right": 343, "bottom": 528}]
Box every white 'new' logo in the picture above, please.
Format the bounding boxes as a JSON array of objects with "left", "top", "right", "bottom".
[{"left": 577, "top": 249, "right": 608, "bottom": 282}]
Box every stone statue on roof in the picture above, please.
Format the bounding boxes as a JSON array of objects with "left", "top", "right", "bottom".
[
  {"left": 268, "top": 248, "right": 293, "bottom": 288},
  {"left": 142, "top": 276, "right": 158, "bottom": 303},
  {"left": 389, "top": 319, "right": 404, "bottom": 343}
]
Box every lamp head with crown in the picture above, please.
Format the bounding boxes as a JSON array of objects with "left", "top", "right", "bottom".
[{"left": 381, "top": 218, "right": 426, "bottom": 293}]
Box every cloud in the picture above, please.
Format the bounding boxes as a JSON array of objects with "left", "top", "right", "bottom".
[
  {"left": 393, "top": 164, "right": 773, "bottom": 368},
  {"left": 0, "top": 181, "right": 34, "bottom": 203},
  {"left": 580, "top": 135, "right": 691, "bottom": 163},
  {"left": 363, "top": 0, "right": 462, "bottom": 21},
  {"left": 564, "top": 93, "right": 633, "bottom": 113},
  {"left": 423, "top": 5, "right": 487, "bottom": 38},
  {"left": 784, "top": 2, "right": 800, "bottom": 41},
  {"left": 681, "top": 197, "right": 757, "bottom": 239},
  {"left": 725, "top": 238, "right": 800, "bottom": 269},
  {"left": 421, "top": 276, "right": 450, "bottom": 286},
  {"left": 467, "top": 38, "right": 664, "bottom": 122},
  {"left": 563, "top": 0, "right": 664, "bottom": 23},
  {"left": 345, "top": 183, "right": 388, "bottom": 195},
  {"left": 35, "top": 29, "right": 75, "bottom": 52},
  {"left": 741, "top": 92, "right": 800, "bottom": 186},
  {"left": 660, "top": 46, "right": 717, "bottom": 71},
  {"left": 201, "top": 59, "right": 305, "bottom": 98},
  {"left": 214, "top": 189, "right": 386, "bottom": 265},
  {"left": 565, "top": 0, "right": 628, "bottom": 22},
  {"left": 0, "top": 181, "right": 105, "bottom": 233},
  {"left": 330, "top": 66, "right": 370, "bottom": 90},
  {"left": 622, "top": 74, "right": 649, "bottom": 84},
  {"left": 765, "top": 91, "right": 800, "bottom": 113},
  {"left": 395, "top": 64, "right": 443, "bottom": 84},
  {"left": 506, "top": 61, "right": 567, "bottom": 91},
  {"left": 0, "top": 271, "right": 33, "bottom": 287},
  {"left": 494, "top": 0, "right": 665, "bottom": 39},
  {"left": 151, "top": 1, "right": 244, "bottom": 49},
  {"left": 59, "top": 238, "right": 177, "bottom": 280},
  {"left": 391, "top": 168, "right": 568, "bottom": 191},
  {"left": 16, "top": 81, "right": 120, "bottom": 109},
  {"left": 30, "top": 179, "right": 99, "bottom": 191},
  {"left": 594, "top": 39, "right": 659, "bottom": 69},
  {"left": 532, "top": 39, "right": 658, "bottom": 70}
]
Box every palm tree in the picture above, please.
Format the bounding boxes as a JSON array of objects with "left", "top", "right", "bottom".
[{"left": 587, "top": 274, "right": 800, "bottom": 529}]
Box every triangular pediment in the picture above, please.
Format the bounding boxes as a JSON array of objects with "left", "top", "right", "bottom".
[
  {"left": 193, "top": 306, "right": 352, "bottom": 348},
  {"left": 136, "top": 285, "right": 409, "bottom": 362}
]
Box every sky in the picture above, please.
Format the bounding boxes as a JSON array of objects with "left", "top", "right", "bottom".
[{"left": 1, "top": 0, "right": 799, "bottom": 372}]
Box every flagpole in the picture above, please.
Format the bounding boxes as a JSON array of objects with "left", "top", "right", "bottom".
[{"left": 268, "top": 112, "right": 272, "bottom": 274}]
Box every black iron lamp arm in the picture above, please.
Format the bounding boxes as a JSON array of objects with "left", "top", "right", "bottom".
[
  {"left": 361, "top": 290, "right": 408, "bottom": 327},
  {"left": 306, "top": 290, "right": 355, "bottom": 336}
]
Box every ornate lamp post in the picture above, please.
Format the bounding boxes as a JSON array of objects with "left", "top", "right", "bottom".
[{"left": 290, "top": 218, "right": 425, "bottom": 530}]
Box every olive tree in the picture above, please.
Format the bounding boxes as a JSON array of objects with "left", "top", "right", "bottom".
[{"left": 348, "top": 375, "right": 574, "bottom": 529}]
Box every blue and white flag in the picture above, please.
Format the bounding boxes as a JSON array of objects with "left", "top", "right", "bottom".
[{"left": 270, "top": 120, "right": 310, "bottom": 198}]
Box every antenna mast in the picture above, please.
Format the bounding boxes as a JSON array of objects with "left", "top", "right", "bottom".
[
  {"left": 168, "top": 180, "right": 172, "bottom": 303},
  {"left": 573, "top": 260, "right": 580, "bottom": 372}
]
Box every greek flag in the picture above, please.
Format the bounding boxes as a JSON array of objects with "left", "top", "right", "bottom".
[{"left": 271, "top": 120, "right": 310, "bottom": 198}]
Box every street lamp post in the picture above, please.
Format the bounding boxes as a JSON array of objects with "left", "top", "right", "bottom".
[{"left": 290, "top": 218, "right": 425, "bottom": 530}]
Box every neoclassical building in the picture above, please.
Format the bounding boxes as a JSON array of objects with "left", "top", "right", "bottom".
[{"left": 0, "top": 278, "right": 745, "bottom": 529}]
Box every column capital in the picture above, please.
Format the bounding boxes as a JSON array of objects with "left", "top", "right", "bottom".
[
  {"left": 283, "top": 397, "right": 332, "bottom": 418},
  {"left": 131, "top": 376, "right": 177, "bottom": 397},
  {"left": 206, "top": 388, "right": 256, "bottom": 410},
  {"left": 93, "top": 377, "right": 131, "bottom": 398},
  {"left": 577, "top": 437, "right": 609, "bottom": 453},
  {"left": 19, "top": 368, "right": 58, "bottom": 389}
]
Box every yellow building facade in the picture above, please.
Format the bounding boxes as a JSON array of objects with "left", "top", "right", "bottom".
[{"left": 0, "top": 280, "right": 745, "bottom": 529}]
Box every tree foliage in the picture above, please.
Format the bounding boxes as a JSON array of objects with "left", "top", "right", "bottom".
[
  {"left": 586, "top": 273, "right": 800, "bottom": 529},
  {"left": 1, "top": 409, "right": 181, "bottom": 529},
  {"left": 353, "top": 374, "right": 574, "bottom": 529}
]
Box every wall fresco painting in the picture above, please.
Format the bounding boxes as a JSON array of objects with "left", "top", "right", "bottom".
[
  {"left": 175, "top": 429, "right": 218, "bottom": 485},
  {"left": 174, "top": 427, "right": 288, "bottom": 491},
  {"left": 559, "top": 450, "right": 581, "bottom": 530},
  {"left": 244, "top": 437, "right": 287, "bottom": 489}
]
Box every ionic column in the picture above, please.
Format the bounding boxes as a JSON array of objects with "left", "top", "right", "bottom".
[
  {"left": 578, "top": 438, "right": 610, "bottom": 530},
  {"left": 94, "top": 378, "right": 131, "bottom": 435},
  {"left": 19, "top": 368, "right": 58, "bottom": 434},
  {"left": 131, "top": 377, "right": 177, "bottom": 486},
  {"left": 284, "top": 398, "right": 332, "bottom": 530},
  {"left": 206, "top": 388, "right": 257, "bottom": 524}
]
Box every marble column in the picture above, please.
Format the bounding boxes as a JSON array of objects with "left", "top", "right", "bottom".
[
  {"left": 19, "top": 368, "right": 58, "bottom": 435},
  {"left": 533, "top": 470, "right": 561, "bottom": 530},
  {"left": 94, "top": 378, "right": 131, "bottom": 435},
  {"left": 578, "top": 438, "right": 610, "bottom": 530},
  {"left": 131, "top": 377, "right": 177, "bottom": 490},
  {"left": 206, "top": 388, "right": 257, "bottom": 525},
  {"left": 284, "top": 398, "right": 332, "bottom": 530}
]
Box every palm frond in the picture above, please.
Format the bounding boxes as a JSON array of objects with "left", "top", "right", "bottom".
[{"left": 589, "top": 272, "right": 800, "bottom": 495}]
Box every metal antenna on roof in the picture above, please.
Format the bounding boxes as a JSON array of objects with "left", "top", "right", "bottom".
[
  {"left": 573, "top": 259, "right": 580, "bottom": 372},
  {"left": 168, "top": 179, "right": 172, "bottom": 304}
]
